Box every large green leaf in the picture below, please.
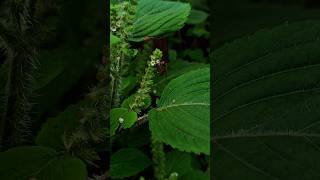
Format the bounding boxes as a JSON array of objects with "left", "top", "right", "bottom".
[
  {"left": 0, "top": 146, "right": 87, "bottom": 180},
  {"left": 149, "top": 67, "right": 210, "bottom": 154},
  {"left": 129, "top": 0, "right": 191, "bottom": 42},
  {"left": 213, "top": 20, "right": 320, "bottom": 179},
  {"left": 213, "top": 0, "right": 320, "bottom": 47},
  {"left": 110, "top": 148, "right": 151, "bottom": 179}
]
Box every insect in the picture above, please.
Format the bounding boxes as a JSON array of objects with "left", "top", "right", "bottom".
[
  {"left": 153, "top": 38, "right": 168, "bottom": 75},
  {"left": 156, "top": 60, "right": 168, "bottom": 75},
  {"left": 142, "top": 37, "right": 169, "bottom": 75}
]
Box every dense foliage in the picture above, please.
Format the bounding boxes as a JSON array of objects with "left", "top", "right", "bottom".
[
  {"left": 0, "top": 0, "right": 107, "bottom": 179},
  {"left": 0, "top": 0, "right": 210, "bottom": 179},
  {"left": 109, "top": 0, "right": 210, "bottom": 179}
]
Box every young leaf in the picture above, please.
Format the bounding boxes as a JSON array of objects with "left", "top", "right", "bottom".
[
  {"left": 149, "top": 67, "right": 210, "bottom": 155},
  {"left": 110, "top": 108, "right": 138, "bottom": 136},
  {"left": 0, "top": 146, "right": 87, "bottom": 180},
  {"left": 110, "top": 148, "right": 151, "bottom": 179},
  {"left": 213, "top": 20, "right": 320, "bottom": 179},
  {"left": 129, "top": 0, "right": 191, "bottom": 42}
]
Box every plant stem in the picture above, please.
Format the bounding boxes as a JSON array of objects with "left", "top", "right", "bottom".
[
  {"left": 0, "top": 0, "right": 37, "bottom": 149},
  {"left": 151, "top": 137, "right": 166, "bottom": 180}
]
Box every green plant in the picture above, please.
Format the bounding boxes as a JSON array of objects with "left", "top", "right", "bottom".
[
  {"left": 213, "top": 20, "right": 320, "bottom": 180},
  {"left": 109, "top": 0, "right": 210, "bottom": 179},
  {"left": 0, "top": 0, "right": 210, "bottom": 179},
  {"left": 0, "top": 0, "right": 108, "bottom": 179}
]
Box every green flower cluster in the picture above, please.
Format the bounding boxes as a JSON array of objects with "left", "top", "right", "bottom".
[{"left": 129, "top": 49, "right": 163, "bottom": 113}]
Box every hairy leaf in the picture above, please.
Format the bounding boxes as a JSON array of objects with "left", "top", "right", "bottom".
[
  {"left": 0, "top": 146, "right": 87, "bottom": 180},
  {"left": 129, "top": 0, "right": 191, "bottom": 42},
  {"left": 110, "top": 148, "right": 151, "bottom": 179},
  {"left": 149, "top": 67, "right": 210, "bottom": 154},
  {"left": 213, "top": 20, "right": 320, "bottom": 179}
]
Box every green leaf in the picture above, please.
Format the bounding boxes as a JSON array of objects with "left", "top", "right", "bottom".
[
  {"left": 153, "top": 59, "right": 206, "bottom": 96},
  {"left": 33, "top": 44, "right": 101, "bottom": 118},
  {"left": 36, "top": 101, "right": 85, "bottom": 150},
  {"left": 181, "top": 48, "right": 206, "bottom": 62},
  {"left": 213, "top": 0, "right": 320, "bottom": 46},
  {"left": 36, "top": 104, "right": 81, "bottom": 150},
  {"left": 187, "top": 10, "right": 209, "bottom": 24},
  {"left": 149, "top": 67, "right": 210, "bottom": 154},
  {"left": 187, "top": 23, "right": 209, "bottom": 38},
  {"left": 180, "top": 170, "right": 210, "bottom": 180},
  {"left": 129, "top": 0, "right": 191, "bottom": 42},
  {"left": 110, "top": 108, "right": 138, "bottom": 136},
  {"left": 0, "top": 146, "right": 87, "bottom": 180},
  {"left": 213, "top": 20, "right": 320, "bottom": 179},
  {"left": 110, "top": 148, "right": 151, "bottom": 179},
  {"left": 119, "top": 75, "right": 138, "bottom": 98},
  {"left": 111, "top": 33, "right": 120, "bottom": 45},
  {"left": 126, "top": 126, "right": 151, "bottom": 148},
  {"left": 32, "top": 0, "right": 105, "bottom": 118},
  {"left": 165, "top": 150, "right": 192, "bottom": 176}
]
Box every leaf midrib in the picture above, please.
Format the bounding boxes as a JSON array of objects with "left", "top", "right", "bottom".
[
  {"left": 214, "top": 87, "right": 320, "bottom": 123},
  {"left": 214, "top": 132, "right": 320, "bottom": 140},
  {"left": 157, "top": 103, "right": 210, "bottom": 111}
]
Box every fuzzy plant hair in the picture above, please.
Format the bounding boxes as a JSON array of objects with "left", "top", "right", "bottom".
[{"left": 0, "top": 0, "right": 38, "bottom": 150}]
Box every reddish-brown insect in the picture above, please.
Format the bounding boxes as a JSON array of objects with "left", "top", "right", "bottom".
[
  {"left": 156, "top": 60, "right": 168, "bottom": 75},
  {"left": 153, "top": 38, "right": 169, "bottom": 75}
]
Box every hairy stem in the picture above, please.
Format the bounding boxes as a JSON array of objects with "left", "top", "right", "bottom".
[
  {"left": 0, "top": 0, "right": 37, "bottom": 150},
  {"left": 151, "top": 137, "right": 166, "bottom": 180}
]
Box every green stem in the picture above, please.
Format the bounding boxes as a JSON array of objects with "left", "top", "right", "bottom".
[{"left": 151, "top": 137, "right": 166, "bottom": 180}]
